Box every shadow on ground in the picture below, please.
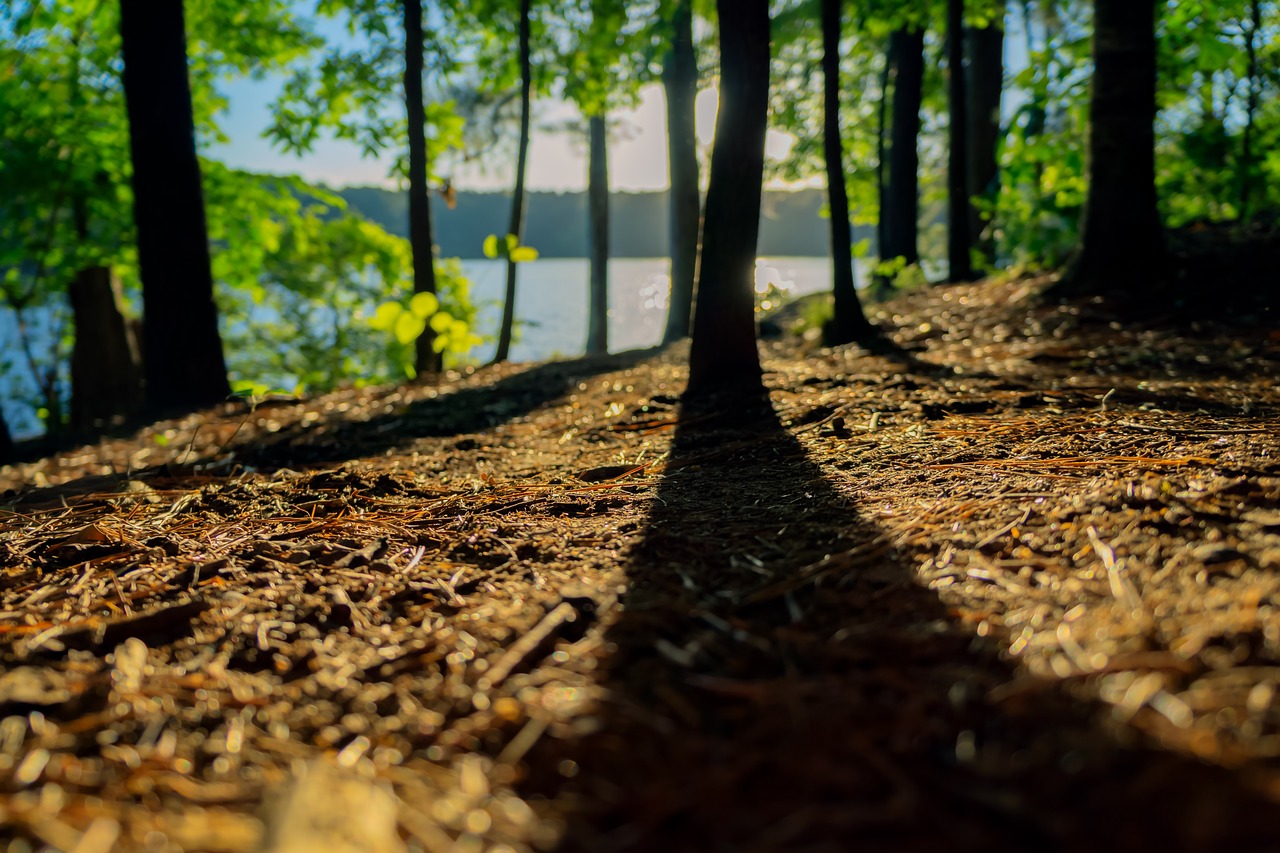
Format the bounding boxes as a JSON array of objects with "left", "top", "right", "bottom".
[
  {"left": 229, "top": 348, "right": 667, "bottom": 471},
  {"left": 516, "top": 392, "right": 1277, "bottom": 852}
]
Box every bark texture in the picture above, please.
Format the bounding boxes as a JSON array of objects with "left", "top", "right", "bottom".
[
  {"left": 946, "top": 0, "right": 975, "bottom": 282},
  {"left": 119, "top": 0, "right": 229, "bottom": 411},
  {"left": 586, "top": 115, "right": 610, "bottom": 355},
  {"left": 878, "top": 27, "right": 925, "bottom": 275},
  {"left": 686, "top": 0, "right": 770, "bottom": 395},
  {"left": 404, "top": 0, "right": 441, "bottom": 375},
  {"left": 661, "top": 0, "right": 700, "bottom": 344},
  {"left": 965, "top": 21, "right": 1004, "bottom": 266},
  {"left": 495, "top": 0, "right": 532, "bottom": 363},
  {"left": 821, "top": 0, "right": 875, "bottom": 346},
  {"left": 1061, "top": 0, "right": 1166, "bottom": 293},
  {"left": 69, "top": 266, "right": 144, "bottom": 430}
]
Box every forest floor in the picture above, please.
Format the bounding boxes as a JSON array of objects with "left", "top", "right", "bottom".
[{"left": 2, "top": 276, "right": 1280, "bottom": 852}]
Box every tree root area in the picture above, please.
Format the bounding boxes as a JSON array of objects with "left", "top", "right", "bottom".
[{"left": 2, "top": 277, "right": 1280, "bottom": 852}]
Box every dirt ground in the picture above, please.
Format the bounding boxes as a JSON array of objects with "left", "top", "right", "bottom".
[{"left": 1, "top": 276, "right": 1279, "bottom": 852}]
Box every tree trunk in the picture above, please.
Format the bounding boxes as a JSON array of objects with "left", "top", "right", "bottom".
[
  {"left": 661, "top": 0, "right": 700, "bottom": 344},
  {"left": 964, "top": 20, "right": 1004, "bottom": 268},
  {"left": 947, "top": 0, "right": 975, "bottom": 282},
  {"left": 878, "top": 27, "right": 925, "bottom": 276},
  {"left": 1060, "top": 0, "right": 1165, "bottom": 294},
  {"left": 119, "top": 0, "right": 230, "bottom": 412},
  {"left": 404, "top": 0, "right": 441, "bottom": 375},
  {"left": 686, "top": 0, "right": 769, "bottom": 396},
  {"left": 1238, "top": 0, "right": 1261, "bottom": 224},
  {"left": 586, "top": 114, "right": 610, "bottom": 355},
  {"left": 821, "top": 0, "right": 874, "bottom": 346},
  {"left": 69, "top": 266, "right": 144, "bottom": 431},
  {"left": 494, "top": 0, "right": 532, "bottom": 363},
  {"left": 0, "top": 408, "right": 13, "bottom": 464}
]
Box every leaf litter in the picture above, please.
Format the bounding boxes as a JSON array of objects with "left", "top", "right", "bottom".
[{"left": 0, "top": 277, "right": 1279, "bottom": 851}]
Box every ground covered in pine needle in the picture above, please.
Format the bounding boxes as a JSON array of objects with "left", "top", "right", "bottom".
[{"left": 2, "top": 276, "right": 1279, "bottom": 852}]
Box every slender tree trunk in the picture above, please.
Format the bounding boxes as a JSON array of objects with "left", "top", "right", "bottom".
[
  {"left": 947, "top": 0, "right": 975, "bottom": 282},
  {"left": 119, "top": 0, "right": 229, "bottom": 411},
  {"left": 965, "top": 20, "right": 1004, "bottom": 268},
  {"left": 0, "top": 408, "right": 13, "bottom": 463},
  {"left": 878, "top": 27, "right": 924, "bottom": 278},
  {"left": 69, "top": 267, "right": 144, "bottom": 430},
  {"left": 495, "top": 0, "right": 532, "bottom": 363},
  {"left": 1238, "top": 0, "right": 1261, "bottom": 224},
  {"left": 1060, "top": 0, "right": 1165, "bottom": 294},
  {"left": 875, "top": 47, "right": 889, "bottom": 270},
  {"left": 404, "top": 0, "right": 441, "bottom": 375},
  {"left": 821, "top": 0, "right": 874, "bottom": 345},
  {"left": 662, "top": 0, "right": 700, "bottom": 344},
  {"left": 586, "top": 115, "right": 610, "bottom": 354},
  {"left": 1020, "top": 0, "right": 1047, "bottom": 196},
  {"left": 686, "top": 0, "right": 769, "bottom": 396}
]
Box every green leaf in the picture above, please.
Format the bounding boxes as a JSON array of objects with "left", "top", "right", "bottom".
[
  {"left": 509, "top": 246, "right": 539, "bottom": 262},
  {"left": 408, "top": 291, "right": 439, "bottom": 318},
  {"left": 393, "top": 310, "right": 425, "bottom": 345},
  {"left": 504, "top": 233, "right": 519, "bottom": 252},
  {"left": 369, "top": 301, "right": 403, "bottom": 331},
  {"left": 428, "top": 311, "right": 455, "bottom": 333},
  {"left": 482, "top": 234, "right": 500, "bottom": 258}
]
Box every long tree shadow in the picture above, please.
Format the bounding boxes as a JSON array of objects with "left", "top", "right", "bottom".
[
  {"left": 2, "top": 348, "right": 668, "bottom": 510},
  {"left": 518, "top": 390, "right": 1277, "bottom": 852},
  {"left": 230, "top": 347, "right": 668, "bottom": 471}
]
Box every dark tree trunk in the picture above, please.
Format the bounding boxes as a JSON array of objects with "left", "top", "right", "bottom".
[
  {"left": 495, "top": 0, "right": 532, "bottom": 363},
  {"left": 964, "top": 20, "right": 1004, "bottom": 268},
  {"left": 821, "top": 0, "right": 874, "bottom": 346},
  {"left": 0, "top": 408, "right": 13, "bottom": 464},
  {"left": 404, "top": 0, "right": 441, "bottom": 375},
  {"left": 1060, "top": 0, "right": 1165, "bottom": 294},
  {"left": 661, "top": 0, "right": 700, "bottom": 344},
  {"left": 1239, "top": 0, "right": 1261, "bottom": 224},
  {"left": 878, "top": 27, "right": 925, "bottom": 277},
  {"left": 947, "top": 0, "right": 975, "bottom": 282},
  {"left": 586, "top": 115, "right": 610, "bottom": 355},
  {"left": 686, "top": 0, "right": 769, "bottom": 395},
  {"left": 119, "top": 0, "right": 229, "bottom": 411},
  {"left": 69, "top": 266, "right": 144, "bottom": 430}
]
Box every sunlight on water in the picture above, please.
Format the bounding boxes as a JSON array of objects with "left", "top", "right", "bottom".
[
  {"left": 461, "top": 256, "right": 832, "bottom": 363},
  {"left": 753, "top": 262, "right": 796, "bottom": 295},
  {"left": 639, "top": 274, "right": 671, "bottom": 312}
]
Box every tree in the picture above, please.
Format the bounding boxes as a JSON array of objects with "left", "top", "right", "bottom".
[
  {"left": 1237, "top": 0, "right": 1263, "bottom": 224},
  {"left": 821, "top": 0, "right": 877, "bottom": 346},
  {"left": 404, "top": 0, "right": 442, "bottom": 375},
  {"left": 494, "top": 0, "right": 533, "bottom": 363},
  {"left": 587, "top": 114, "right": 610, "bottom": 354},
  {"left": 877, "top": 25, "right": 925, "bottom": 286},
  {"left": 661, "top": 0, "right": 701, "bottom": 344},
  {"left": 686, "top": 0, "right": 770, "bottom": 395},
  {"left": 1060, "top": 0, "right": 1166, "bottom": 293},
  {"left": 946, "top": 0, "right": 976, "bottom": 282},
  {"left": 118, "top": 0, "right": 230, "bottom": 411},
  {"left": 965, "top": 14, "right": 1004, "bottom": 267}
]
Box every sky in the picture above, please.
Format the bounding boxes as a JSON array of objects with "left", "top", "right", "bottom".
[
  {"left": 210, "top": 75, "right": 799, "bottom": 193},
  {"left": 207, "top": 6, "right": 1031, "bottom": 194}
]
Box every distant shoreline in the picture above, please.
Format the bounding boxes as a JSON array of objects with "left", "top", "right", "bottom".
[{"left": 335, "top": 186, "right": 871, "bottom": 261}]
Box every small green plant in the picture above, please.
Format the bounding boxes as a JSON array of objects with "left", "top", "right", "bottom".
[
  {"left": 482, "top": 233, "right": 539, "bottom": 262},
  {"left": 368, "top": 259, "right": 484, "bottom": 377}
]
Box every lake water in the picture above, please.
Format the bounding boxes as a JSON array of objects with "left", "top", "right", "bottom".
[
  {"left": 461, "top": 255, "right": 834, "bottom": 362},
  {"left": 0, "top": 256, "right": 837, "bottom": 439}
]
